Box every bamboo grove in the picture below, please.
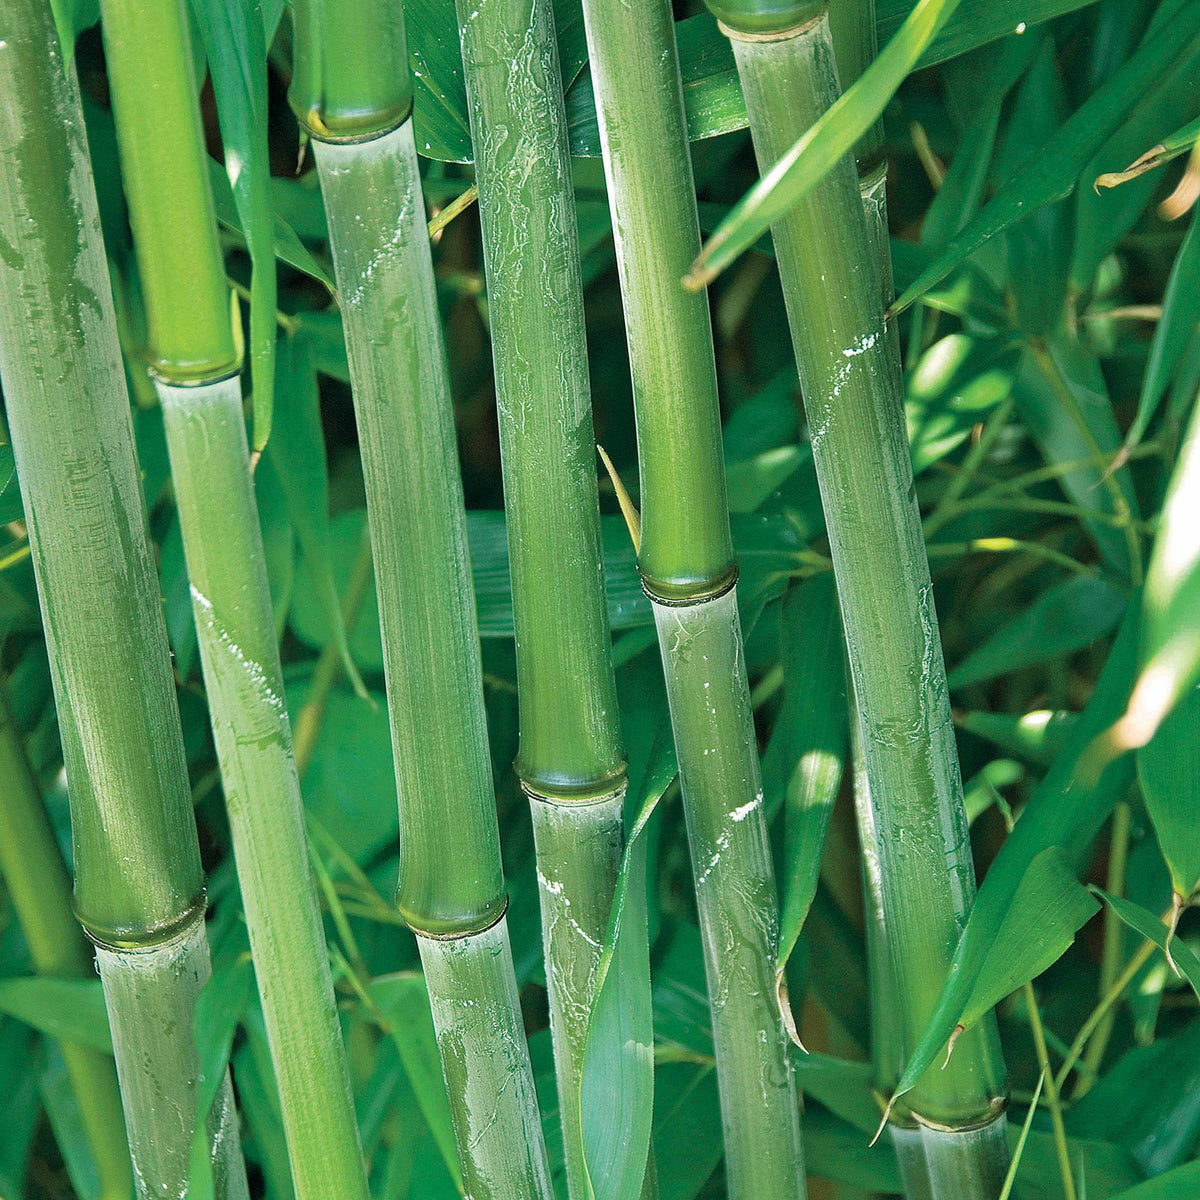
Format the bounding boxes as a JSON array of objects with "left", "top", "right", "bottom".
[{"left": 1, "top": 1, "right": 1199, "bottom": 1200}]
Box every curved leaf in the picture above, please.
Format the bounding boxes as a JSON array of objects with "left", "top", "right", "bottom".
[{"left": 688, "top": 0, "right": 966, "bottom": 288}]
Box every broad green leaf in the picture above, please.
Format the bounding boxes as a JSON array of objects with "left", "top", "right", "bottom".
[
  {"left": 906, "top": 334, "right": 1019, "bottom": 475},
  {"left": 792, "top": 1052, "right": 877, "bottom": 1134},
  {"left": 1066, "top": 1016, "right": 1200, "bottom": 1177},
  {"left": 40, "top": 1046, "right": 102, "bottom": 1200},
  {"left": 688, "top": 0, "right": 966, "bottom": 287},
  {"left": 958, "top": 847, "right": 1100, "bottom": 1031},
  {"left": 947, "top": 575, "right": 1127, "bottom": 690},
  {"left": 1107, "top": 1160, "right": 1200, "bottom": 1200},
  {"left": 725, "top": 445, "right": 807, "bottom": 514},
  {"left": 0, "top": 978, "right": 112, "bottom": 1054},
  {"left": 0, "top": 1020, "right": 38, "bottom": 1198},
  {"left": 268, "top": 334, "right": 364, "bottom": 697},
  {"left": 186, "top": 954, "right": 254, "bottom": 1200},
  {"left": 1014, "top": 1129, "right": 1141, "bottom": 1200},
  {"left": 893, "top": 601, "right": 1140, "bottom": 1103},
  {"left": 893, "top": 12, "right": 1200, "bottom": 313},
  {"left": 1137, "top": 684, "right": 1200, "bottom": 901},
  {"left": 804, "top": 1108, "right": 902, "bottom": 1193},
  {"left": 369, "top": 973, "right": 462, "bottom": 1191},
  {"left": 763, "top": 577, "right": 846, "bottom": 971},
  {"left": 956, "top": 709, "right": 1079, "bottom": 768},
  {"left": 580, "top": 696, "right": 676, "bottom": 1200},
  {"left": 287, "top": 682, "right": 397, "bottom": 866},
  {"left": 191, "top": 0, "right": 277, "bottom": 450},
  {"left": 652, "top": 1063, "right": 722, "bottom": 1200},
  {"left": 1092, "top": 890, "right": 1200, "bottom": 1001},
  {"left": 1119, "top": 393, "right": 1200, "bottom": 751},
  {"left": 1124, "top": 208, "right": 1200, "bottom": 452},
  {"left": 1012, "top": 338, "right": 1139, "bottom": 575}
]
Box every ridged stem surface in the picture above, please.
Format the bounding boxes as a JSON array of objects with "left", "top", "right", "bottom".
[
  {"left": 727, "top": 15, "right": 1009, "bottom": 1135},
  {"left": 419, "top": 919, "right": 556, "bottom": 1200},
  {"left": 454, "top": 0, "right": 637, "bottom": 1193},
  {"left": 530, "top": 792, "right": 627, "bottom": 1198},
  {"left": 455, "top": 0, "right": 624, "bottom": 799},
  {"left": 0, "top": 684, "right": 131, "bottom": 1200},
  {"left": 96, "top": 0, "right": 236, "bottom": 380},
  {"left": 98, "top": 920, "right": 247, "bottom": 1200},
  {"left": 654, "top": 591, "right": 805, "bottom": 1198},
  {"left": 0, "top": 12, "right": 244, "bottom": 1195},
  {"left": 578, "top": 3, "right": 803, "bottom": 1193},
  {"left": 157, "top": 377, "right": 369, "bottom": 1200},
  {"left": 310, "top": 120, "right": 550, "bottom": 1196}
]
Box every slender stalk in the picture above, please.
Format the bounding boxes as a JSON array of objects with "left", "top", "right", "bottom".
[
  {"left": 0, "top": 6, "right": 247, "bottom": 1195},
  {"left": 576, "top": 0, "right": 803, "bottom": 1194},
  {"left": 97, "top": 3, "right": 370, "bottom": 1197},
  {"left": 705, "top": 4, "right": 1010, "bottom": 1192},
  {"left": 0, "top": 680, "right": 131, "bottom": 1200},
  {"left": 291, "top": 5, "right": 553, "bottom": 1193},
  {"left": 850, "top": 707, "right": 932, "bottom": 1200},
  {"left": 449, "top": 0, "right": 652, "bottom": 1194}
]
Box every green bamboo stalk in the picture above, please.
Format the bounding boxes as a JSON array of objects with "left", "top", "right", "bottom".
[
  {"left": 96, "top": 3, "right": 370, "bottom": 1197},
  {"left": 575, "top": 1, "right": 804, "bottom": 1195},
  {"left": 290, "top": 5, "right": 552, "bottom": 1193},
  {"left": 449, "top": 0, "right": 652, "bottom": 1195},
  {"left": 704, "top": 4, "right": 1011, "bottom": 1192},
  {"left": 0, "top": 680, "right": 132, "bottom": 1200},
  {"left": 0, "top": 6, "right": 247, "bottom": 1195}
]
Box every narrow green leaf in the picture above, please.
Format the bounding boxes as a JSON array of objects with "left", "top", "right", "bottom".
[
  {"left": 688, "top": 0, "right": 966, "bottom": 287},
  {"left": 208, "top": 159, "right": 333, "bottom": 290},
  {"left": 956, "top": 709, "right": 1079, "bottom": 768},
  {"left": 0, "top": 978, "right": 112, "bottom": 1055},
  {"left": 1125, "top": 208, "right": 1200, "bottom": 452},
  {"left": 958, "top": 848, "right": 1100, "bottom": 1031},
  {"left": 368, "top": 973, "right": 463, "bottom": 1192},
  {"left": 764, "top": 577, "right": 846, "bottom": 971},
  {"left": 581, "top": 697, "right": 677, "bottom": 1200},
  {"left": 1092, "top": 891, "right": 1200, "bottom": 1001},
  {"left": 267, "top": 334, "right": 365, "bottom": 698},
  {"left": 190, "top": 0, "right": 277, "bottom": 450},
  {"left": 1117, "top": 392, "right": 1200, "bottom": 750},
  {"left": 893, "top": 12, "right": 1200, "bottom": 313},
  {"left": 1137, "top": 684, "right": 1200, "bottom": 900},
  {"left": 947, "top": 575, "right": 1127, "bottom": 690}
]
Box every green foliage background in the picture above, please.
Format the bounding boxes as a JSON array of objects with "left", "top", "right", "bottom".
[{"left": 2, "top": 0, "right": 1199, "bottom": 1197}]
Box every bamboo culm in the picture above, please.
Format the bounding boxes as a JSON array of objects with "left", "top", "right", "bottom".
[
  {"left": 299, "top": 14, "right": 551, "bottom": 1174},
  {"left": 450, "top": 0, "right": 645, "bottom": 1193},
  {"left": 96, "top": 0, "right": 371, "bottom": 1194},
  {"left": 577, "top": 0, "right": 804, "bottom": 1193},
  {"left": 709, "top": 5, "right": 1011, "bottom": 1190},
  {"left": 0, "top": 7, "right": 247, "bottom": 1195},
  {"left": 0, "top": 682, "right": 131, "bottom": 1200}
]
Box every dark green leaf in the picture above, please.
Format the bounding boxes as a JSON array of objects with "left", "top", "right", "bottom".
[{"left": 0, "top": 978, "right": 112, "bottom": 1054}]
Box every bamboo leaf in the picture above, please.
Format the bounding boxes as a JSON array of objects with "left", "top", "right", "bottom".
[
  {"left": 1124, "top": 207, "right": 1200, "bottom": 453},
  {"left": 1091, "top": 891, "right": 1200, "bottom": 1001},
  {"left": 892, "top": 12, "right": 1200, "bottom": 314},
  {"left": 892, "top": 601, "right": 1141, "bottom": 1103},
  {"left": 1115, "top": 392, "right": 1200, "bottom": 751},
  {"left": 368, "top": 973, "right": 463, "bottom": 1192},
  {"left": 956, "top": 709, "right": 1079, "bottom": 768},
  {"left": 947, "top": 575, "right": 1127, "bottom": 690},
  {"left": 764, "top": 577, "right": 846, "bottom": 972},
  {"left": 687, "top": 0, "right": 966, "bottom": 288},
  {"left": 581, "top": 685, "right": 677, "bottom": 1200},
  {"left": 190, "top": 0, "right": 277, "bottom": 450},
  {"left": 1106, "top": 1160, "right": 1200, "bottom": 1199},
  {"left": 0, "top": 979, "right": 113, "bottom": 1054},
  {"left": 207, "top": 159, "right": 333, "bottom": 290},
  {"left": 1137, "top": 684, "right": 1200, "bottom": 902},
  {"left": 268, "top": 334, "right": 365, "bottom": 698},
  {"left": 958, "top": 848, "right": 1100, "bottom": 1032}
]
